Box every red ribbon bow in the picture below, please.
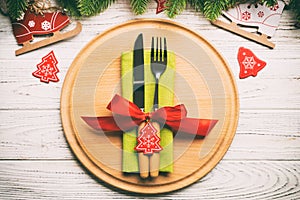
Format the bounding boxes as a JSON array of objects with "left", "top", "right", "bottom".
[{"left": 81, "top": 94, "right": 218, "bottom": 136}]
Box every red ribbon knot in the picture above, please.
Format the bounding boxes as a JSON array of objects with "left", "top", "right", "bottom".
[{"left": 81, "top": 94, "right": 218, "bottom": 136}]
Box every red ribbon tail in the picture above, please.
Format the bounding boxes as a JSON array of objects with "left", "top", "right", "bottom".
[
  {"left": 81, "top": 115, "right": 142, "bottom": 132},
  {"left": 81, "top": 116, "right": 122, "bottom": 132},
  {"left": 197, "top": 119, "right": 218, "bottom": 136},
  {"left": 168, "top": 118, "right": 218, "bottom": 136}
]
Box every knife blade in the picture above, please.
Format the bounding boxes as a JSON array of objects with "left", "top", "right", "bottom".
[
  {"left": 133, "top": 33, "right": 149, "bottom": 178},
  {"left": 133, "top": 33, "right": 145, "bottom": 111}
]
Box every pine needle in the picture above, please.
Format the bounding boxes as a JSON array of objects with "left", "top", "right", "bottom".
[
  {"left": 289, "top": 0, "right": 300, "bottom": 26},
  {"left": 166, "top": 0, "right": 187, "bottom": 18},
  {"left": 203, "top": 0, "right": 227, "bottom": 20},
  {"left": 7, "top": 0, "right": 28, "bottom": 20},
  {"left": 130, "top": 0, "right": 151, "bottom": 15},
  {"left": 78, "top": 0, "right": 116, "bottom": 17},
  {"left": 56, "top": 0, "right": 81, "bottom": 17},
  {"left": 187, "top": 0, "right": 205, "bottom": 12}
]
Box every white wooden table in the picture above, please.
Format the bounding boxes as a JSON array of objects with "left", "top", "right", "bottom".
[{"left": 1, "top": 1, "right": 299, "bottom": 199}]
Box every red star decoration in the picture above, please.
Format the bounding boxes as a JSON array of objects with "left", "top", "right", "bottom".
[
  {"left": 238, "top": 47, "right": 266, "bottom": 79},
  {"left": 135, "top": 122, "right": 162, "bottom": 155},
  {"left": 155, "top": 0, "right": 167, "bottom": 14},
  {"left": 32, "top": 51, "right": 59, "bottom": 83}
]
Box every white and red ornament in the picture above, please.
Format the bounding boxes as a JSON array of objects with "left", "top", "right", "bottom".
[
  {"left": 12, "top": 8, "right": 81, "bottom": 56},
  {"left": 32, "top": 50, "right": 59, "bottom": 83},
  {"left": 237, "top": 47, "right": 266, "bottom": 79},
  {"left": 12, "top": 10, "right": 70, "bottom": 45},
  {"left": 223, "top": 1, "right": 285, "bottom": 37},
  {"left": 135, "top": 122, "right": 162, "bottom": 154},
  {"left": 211, "top": 1, "right": 285, "bottom": 48}
]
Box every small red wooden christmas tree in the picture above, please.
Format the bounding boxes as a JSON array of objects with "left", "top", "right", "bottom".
[
  {"left": 135, "top": 122, "right": 162, "bottom": 155},
  {"left": 32, "top": 50, "right": 59, "bottom": 83}
]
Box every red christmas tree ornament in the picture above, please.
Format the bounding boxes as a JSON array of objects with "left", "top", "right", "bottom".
[
  {"left": 135, "top": 122, "right": 162, "bottom": 155},
  {"left": 238, "top": 47, "right": 266, "bottom": 79},
  {"left": 155, "top": 0, "right": 167, "bottom": 14},
  {"left": 32, "top": 50, "right": 59, "bottom": 83}
]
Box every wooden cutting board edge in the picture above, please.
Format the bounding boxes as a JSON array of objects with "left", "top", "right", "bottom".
[{"left": 60, "top": 18, "right": 239, "bottom": 194}]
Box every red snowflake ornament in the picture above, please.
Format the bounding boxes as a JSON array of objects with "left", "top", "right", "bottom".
[
  {"left": 155, "top": 0, "right": 167, "bottom": 14},
  {"left": 242, "top": 11, "right": 251, "bottom": 20},
  {"left": 238, "top": 47, "right": 266, "bottom": 79},
  {"left": 32, "top": 51, "right": 59, "bottom": 83},
  {"left": 257, "top": 11, "right": 264, "bottom": 18},
  {"left": 135, "top": 122, "right": 162, "bottom": 155}
]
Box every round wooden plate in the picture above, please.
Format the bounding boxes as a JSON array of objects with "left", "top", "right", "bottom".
[{"left": 61, "top": 19, "right": 239, "bottom": 194}]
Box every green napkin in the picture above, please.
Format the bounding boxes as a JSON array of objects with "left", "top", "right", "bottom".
[{"left": 121, "top": 50, "right": 175, "bottom": 173}]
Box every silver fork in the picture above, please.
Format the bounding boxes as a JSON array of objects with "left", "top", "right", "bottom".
[
  {"left": 151, "top": 37, "right": 167, "bottom": 110},
  {"left": 149, "top": 37, "right": 167, "bottom": 177}
]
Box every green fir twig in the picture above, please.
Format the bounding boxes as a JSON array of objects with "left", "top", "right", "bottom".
[
  {"left": 56, "top": 0, "right": 81, "bottom": 17},
  {"left": 78, "top": 0, "right": 116, "bottom": 17},
  {"left": 166, "top": 0, "right": 187, "bottom": 18},
  {"left": 187, "top": 0, "right": 204, "bottom": 12},
  {"left": 203, "top": 0, "right": 228, "bottom": 20},
  {"left": 289, "top": 0, "right": 300, "bottom": 27},
  {"left": 2, "top": 0, "right": 299, "bottom": 26},
  {"left": 7, "top": 0, "right": 28, "bottom": 20},
  {"left": 130, "top": 0, "right": 151, "bottom": 15}
]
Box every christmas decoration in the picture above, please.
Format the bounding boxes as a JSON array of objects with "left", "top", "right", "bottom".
[
  {"left": 3, "top": 0, "right": 300, "bottom": 26},
  {"left": 13, "top": 10, "right": 69, "bottom": 44},
  {"left": 32, "top": 50, "right": 60, "bottom": 83},
  {"left": 211, "top": 1, "right": 285, "bottom": 48},
  {"left": 237, "top": 47, "right": 266, "bottom": 79},
  {"left": 289, "top": 0, "right": 300, "bottom": 27},
  {"left": 155, "top": 0, "right": 167, "bottom": 14},
  {"left": 82, "top": 94, "right": 217, "bottom": 179},
  {"left": 0, "top": 0, "right": 8, "bottom": 14},
  {"left": 165, "top": 0, "right": 186, "bottom": 18},
  {"left": 81, "top": 94, "right": 218, "bottom": 136},
  {"left": 135, "top": 122, "right": 163, "bottom": 154},
  {"left": 11, "top": 1, "right": 82, "bottom": 55}
]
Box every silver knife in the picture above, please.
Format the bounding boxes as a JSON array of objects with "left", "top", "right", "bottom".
[
  {"left": 133, "top": 33, "right": 149, "bottom": 178},
  {"left": 133, "top": 33, "right": 145, "bottom": 111}
]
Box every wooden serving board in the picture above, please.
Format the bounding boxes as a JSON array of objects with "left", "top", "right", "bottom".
[{"left": 61, "top": 19, "right": 239, "bottom": 194}]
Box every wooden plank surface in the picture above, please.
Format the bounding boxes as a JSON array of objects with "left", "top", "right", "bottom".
[
  {"left": 0, "top": 161, "right": 299, "bottom": 199},
  {"left": 0, "top": 110, "right": 299, "bottom": 160},
  {"left": 0, "top": 0, "right": 299, "bottom": 198}
]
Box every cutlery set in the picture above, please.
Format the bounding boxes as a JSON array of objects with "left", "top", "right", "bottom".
[{"left": 133, "top": 33, "right": 167, "bottom": 178}]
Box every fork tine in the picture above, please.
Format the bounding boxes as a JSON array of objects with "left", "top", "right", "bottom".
[
  {"left": 164, "top": 37, "right": 167, "bottom": 63},
  {"left": 159, "top": 37, "right": 162, "bottom": 62},
  {"left": 151, "top": 37, "right": 154, "bottom": 62},
  {"left": 156, "top": 37, "right": 159, "bottom": 61}
]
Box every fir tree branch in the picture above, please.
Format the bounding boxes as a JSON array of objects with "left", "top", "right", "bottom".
[
  {"left": 203, "top": 0, "right": 228, "bottom": 20},
  {"left": 130, "top": 0, "right": 151, "bottom": 15},
  {"left": 7, "top": 0, "right": 28, "bottom": 20},
  {"left": 187, "top": 0, "right": 204, "bottom": 12},
  {"left": 78, "top": 0, "right": 116, "bottom": 17},
  {"left": 56, "top": 0, "right": 81, "bottom": 17},
  {"left": 289, "top": 0, "right": 300, "bottom": 26},
  {"left": 3, "top": 0, "right": 299, "bottom": 26},
  {"left": 262, "top": 0, "right": 278, "bottom": 6},
  {"left": 166, "top": 0, "right": 187, "bottom": 18}
]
